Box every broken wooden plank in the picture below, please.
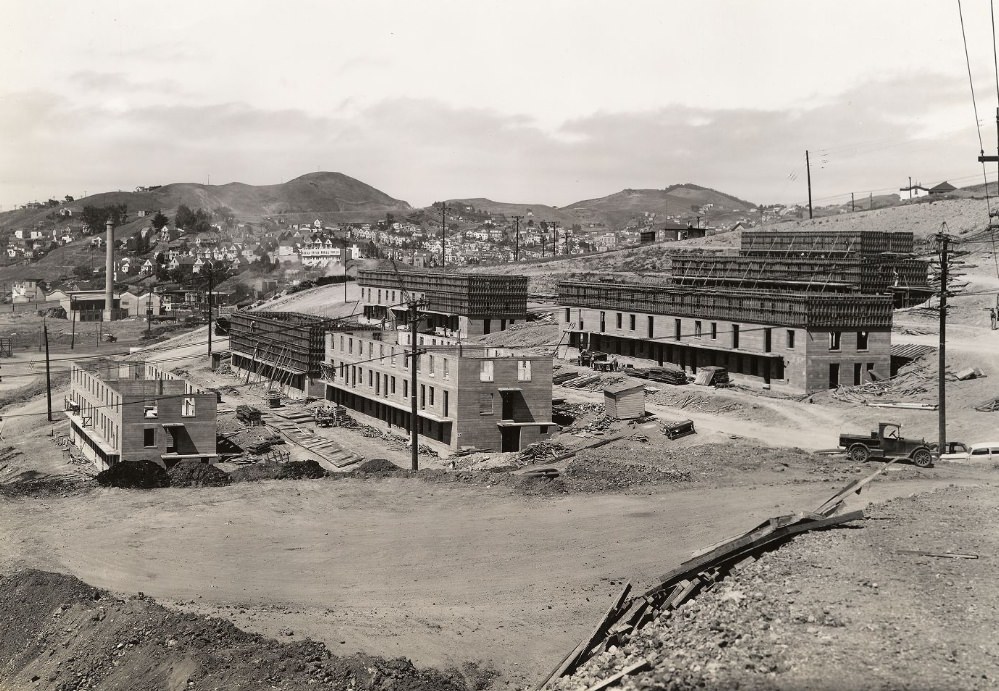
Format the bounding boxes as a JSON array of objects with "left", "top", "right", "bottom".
[
  {"left": 897, "top": 550, "right": 979, "bottom": 559},
  {"left": 814, "top": 459, "right": 898, "bottom": 516},
  {"left": 583, "top": 659, "right": 651, "bottom": 691},
  {"left": 550, "top": 582, "right": 632, "bottom": 681},
  {"left": 642, "top": 511, "right": 864, "bottom": 600}
]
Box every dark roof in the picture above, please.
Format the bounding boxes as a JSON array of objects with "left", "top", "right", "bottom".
[{"left": 930, "top": 181, "right": 956, "bottom": 193}]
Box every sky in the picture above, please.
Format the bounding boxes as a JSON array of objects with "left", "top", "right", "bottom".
[{"left": 4, "top": 0, "right": 999, "bottom": 210}]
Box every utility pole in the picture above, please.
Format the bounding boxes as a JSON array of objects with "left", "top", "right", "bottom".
[
  {"left": 43, "top": 321, "right": 52, "bottom": 422},
  {"left": 206, "top": 263, "right": 214, "bottom": 360},
  {"left": 407, "top": 298, "right": 428, "bottom": 471},
  {"left": 549, "top": 221, "right": 558, "bottom": 256},
  {"left": 851, "top": 192, "right": 855, "bottom": 213},
  {"left": 805, "top": 150, "right": 813, "bottom": 220},
  {"left": 438, "top": 202, "right": 448, "bottom": 268},
  {"left": 70, "top": 297, "right": 76, "bottom": 349},
  {"left": 908, "top": 177, "right": 913, "bottom": 201},
  {"left": 937, "top": 230, "right": 949, "bottom": 454},
  {"left": 343, "top": 237, "right": 350, "bottom": 303},
  {"left": 512, "top": 215, "right": 523, "bottom": 262}
]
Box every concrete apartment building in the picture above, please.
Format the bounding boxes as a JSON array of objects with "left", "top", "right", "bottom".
[
  {"left": 228, "top": 311, "right": 338, "bottom": 398},
  {"left": 320, "top": 329, "right": 553, "bottom": 453},
  {"left": 65, "top": 361, "right": 218, "bottom": 470},
  {"left": 558, "top": 282, "right": 893, "bottom": 394},
  {"left": 357, "top": 268, "right": 529, "bottom": 338}
]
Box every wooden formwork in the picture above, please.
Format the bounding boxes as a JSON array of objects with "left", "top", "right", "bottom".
[
  {"left": 358, "top": 269, "right": 528, "bottom": 318},
  {"left": 229, "top": 311, "right": 335, "bottom": 378},
  {"left": 739, "top": 230, "right": 915, "bottom": 257},
  {"left": 558, "top": 281, "right": 893, "bottom": 329}
]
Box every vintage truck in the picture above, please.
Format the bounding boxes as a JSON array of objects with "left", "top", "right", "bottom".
[{"left": 838, "top": 422, "right": 935, "bottom": 467}]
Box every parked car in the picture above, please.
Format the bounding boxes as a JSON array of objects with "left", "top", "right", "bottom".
[{"left": 938, "top": 441, "right": 999, "bottom": 463}]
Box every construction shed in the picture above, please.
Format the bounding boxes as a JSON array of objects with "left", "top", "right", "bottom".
[{"left": 603, "top": 379, "right": 646, "bottom": 419}]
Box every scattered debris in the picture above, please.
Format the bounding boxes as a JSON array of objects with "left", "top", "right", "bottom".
[
  {"left": 661, "top": 419, "right": 696, "bottom": 440},
  {"left": 955, "top": 367, "right": 986, "bottom": 381},
  {"left": 167, "top": 460, "right": 231, "bottom": 488}
]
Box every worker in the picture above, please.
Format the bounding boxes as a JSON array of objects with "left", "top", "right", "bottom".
[{"left": 991, "top": 307, "right": 997, "bottom": 331}]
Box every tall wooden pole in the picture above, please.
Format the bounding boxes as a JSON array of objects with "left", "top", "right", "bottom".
[
  {"left": 104, "top": 219, "right": 114, "bottom": 320},
  {"left": 937, "top": 231, "right": 948, "bottom": 454},
  {"left": 805, "top": 150, "right": 813, "bottom": 220},
  {"left": 44, "top": 321, "right": 52, "bottom": 422},
  {"left": 440, "top": 204, "right": 446, "bottom": 268},
  {"left": 408, "top": 300, "right": 422, "bottom": 471}
]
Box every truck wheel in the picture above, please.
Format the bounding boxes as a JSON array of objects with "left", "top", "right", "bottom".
[
  {"left": 849, "top": 445, "right": 870, "bottom": 463},
  {"left": 911, "top": 448, "right": 933, "bottom": 468}
]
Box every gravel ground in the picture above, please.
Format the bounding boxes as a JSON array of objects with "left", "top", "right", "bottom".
[{"left": 553, "top": 483, "right": 999, "bottom": 691}]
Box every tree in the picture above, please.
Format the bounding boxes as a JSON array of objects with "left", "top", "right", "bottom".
[
  {"left": 151, "top": 212, "right": 169, "bottom": 231},
  {"left": 72, "top": 264, "right": 92, "bottom": 280},
  {"left": 64, "top": 195, "right": 74, "bottom": 202}
]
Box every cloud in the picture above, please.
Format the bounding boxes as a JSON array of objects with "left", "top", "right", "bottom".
[{"left": 0, "top": 73, "right": 985, "bottom": 208}]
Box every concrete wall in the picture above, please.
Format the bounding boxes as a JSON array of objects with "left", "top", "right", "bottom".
[{"left": 560, "top": 306, "right": 889, "bottom": 394}]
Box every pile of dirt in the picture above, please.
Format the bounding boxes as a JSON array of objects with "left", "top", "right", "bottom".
[
  {"left": 356, "top": 457, "right": 402, "bottom": 473},
  {"left": 276, "top": 459, "right": 328, "bottom": 479},
  {"left": 95, "top": 460, "right": 170, "bottom": 489},
  {"left": 561, "top": 457, "right": 692, "bottom": 492},
  {"left": 555, "top": 485, "right": 999, "bottom": 691},
  {"left": 167, "top": 460, "right": 232, "bottom": 488},
  {"left": 0, "top": 569, "right": 470, "bottom": 691},
  {"left": 230, "top": 460, "right": 328, "bottom": 483},
  {"left": 0, "top": 471, "right": 87, "bottom": 498}
]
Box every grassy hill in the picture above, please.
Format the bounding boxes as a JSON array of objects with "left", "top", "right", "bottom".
[
  {"left": 0, "top": 172, "right": 412, "bottom": 232},
  {"left": 560, "top": 184, "right": 757, "bottom": 230},
  {"left": 444, "top": 198, "right": 581, "bottom": 226}
]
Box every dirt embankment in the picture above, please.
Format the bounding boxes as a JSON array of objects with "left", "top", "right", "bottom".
[
  {"left": 0, "top": 569, "right": 479, "bottom": 691},
  {"left": 555, "top": 484, "right": 999, "bottom": 691}
]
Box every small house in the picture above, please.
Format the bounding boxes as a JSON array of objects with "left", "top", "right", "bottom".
[{"left": 603, "top": 379, "right": 646, "bottom": 419}]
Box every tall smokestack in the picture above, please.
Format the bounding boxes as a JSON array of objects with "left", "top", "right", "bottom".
[{"left": 105, "top": 218, "right": 114, "bottom": 321}]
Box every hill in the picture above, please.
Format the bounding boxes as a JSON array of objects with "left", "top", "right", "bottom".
[
  {"left": 444, "top": 198, "right": 581, "bottom": 226},
  {"left": 0, "top": 172, "right": 411, "bottom": 232},
  {"left": 560, "top": 184, "right": 758, "bottom": 229}
]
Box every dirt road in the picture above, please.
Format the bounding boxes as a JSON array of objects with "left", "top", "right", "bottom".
[{"left": 0, "top": 470, "right": 988, "bottom": 686}]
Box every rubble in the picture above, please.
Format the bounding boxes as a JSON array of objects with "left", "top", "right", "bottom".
[{"left": 167, "top": 460, "right": 232, "bottom": 488}]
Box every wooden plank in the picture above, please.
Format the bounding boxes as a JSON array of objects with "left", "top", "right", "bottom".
[
  {"left": 583, "top": 659, "right": 651, "bottom": 691},
  {"left": 814, "top": 459, "right": 898, "bottom": 515},
  {"left": 642, "top": 511, "right": 864, "bottom": 600},
  {"left": 552, "top": 582, "right": 632, "bottom": 681},
  {"left": 897, "top": 550, "right": 978, "bottom": 559}
]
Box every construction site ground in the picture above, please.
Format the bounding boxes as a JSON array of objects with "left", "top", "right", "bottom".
[{"left": 4, "top": 209, "right": 999, "bottom": 687}]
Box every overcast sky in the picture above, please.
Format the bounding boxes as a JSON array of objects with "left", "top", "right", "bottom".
[{"left": 4, "top": 0, "right": 999, "bottom": 210}]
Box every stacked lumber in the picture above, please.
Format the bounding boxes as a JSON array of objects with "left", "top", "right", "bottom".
[
  {"left": 974, "top": 397, "right": 999, "bottom": 412},
  {"left": 537, "top": 463, "right": 897, "bottom": 688}
]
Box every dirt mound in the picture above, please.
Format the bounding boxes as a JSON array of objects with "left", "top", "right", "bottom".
[
  {"left": 230, "top": 460, "right": 327, "bottom": 483},
  {"left": 95, "top": 460, "right": 170, "bottom": 489},
  {"left": 356, "top": 457, "right": 402, "bottom": 473},
  {"left": 562, "top": 457, "right": 692, "bottom": 491},
  {"left": 0, "top": 568, "right": 469, "bottom": 691},
  {"left": 0, "top": 473, "right": 86, "bottom": 498},
  {"left": 277, "top": 459, "right": 328, "bottom": 480},
  {"left": 167, "top": 460, "right": 231, "bottom": 488}
]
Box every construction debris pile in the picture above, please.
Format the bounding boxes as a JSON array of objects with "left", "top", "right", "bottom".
[
  {"left": 516, "top": 441, "right": 569, "bottom": 465},
  {"left": 352, "top": 424, "right": 439, "bottom": 458},
  {"left": 561, "top": 458, "right": 692, "bottom": 492},
  {"left": 95, "top": 461, "right": 171, "bottom": 490},
  {"left": 543, "top": 466, "right": 887, "bottom": 689}
]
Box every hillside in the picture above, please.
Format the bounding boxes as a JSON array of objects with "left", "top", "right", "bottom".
[
  {"left": 560, "top": 184, "right": 757, "bottom": 229},
  {"left": 0, "top": 172, "right": 411, "bottom": 231},
  {"left": 445, "top": 198, "right": 581, "bottom": 226}
]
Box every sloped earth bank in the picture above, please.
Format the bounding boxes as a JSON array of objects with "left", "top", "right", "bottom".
[
  {"left": 554, "top": 484, "right": 999, "bottom": 691},
  {"left": 0, "top": 569, "right": 473, "bottom": 691}
]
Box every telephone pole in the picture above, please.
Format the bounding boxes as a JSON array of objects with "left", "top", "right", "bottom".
[
  {"left": 805, "top": 150, "right": 813, "bottom": 220},
  {"left": 549, "top": 221, "right": 558, "bottom": 256},
  {"left": 512, "top": 215, "right": 523, "bottom": 262},
  {"left": 407, "top": 298, "right": 428, "bottom": 470},
  {"left": 851, "top": 192, "right": 855, "bottom": 213},
  {"left": 936, "top": 230, "right": 949, "bottom": 454},
  {"left": 44, "top": 321, "right": 52, "bottom": 422},
  {"left": 437, "top": 202, "right": 448, "bottom": 268}
]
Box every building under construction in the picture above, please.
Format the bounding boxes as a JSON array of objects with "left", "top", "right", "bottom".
[
  {"left": 357, "top": 268, "right": 529, "bottom": 337},
  {"left": 670, "top": 230, "right": 931, "bottom": 306},
  {"left": 558, "top": 280, "right": 894, "bottom": 394},
  {"left": 228, "top": 311, "right": 344, "bottom": 397}
]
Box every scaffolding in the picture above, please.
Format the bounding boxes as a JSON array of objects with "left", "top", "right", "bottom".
[{"left": 358, "top": 269, "right": 528, "bottom": 319}]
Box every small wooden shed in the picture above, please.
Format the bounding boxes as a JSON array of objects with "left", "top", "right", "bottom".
[{"left": 603, "top": 379, "right": 646, "bottom": 419}]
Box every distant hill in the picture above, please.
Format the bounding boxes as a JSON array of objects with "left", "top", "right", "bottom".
[
  {"left": 560, "top": 184, "right": 757, "bottom": 229},
  {"left": 0, "top": 172, "right": 411, "bottom": 231},
  {"left": 444, "top": 198, "right": 581, "bottom": 226}
]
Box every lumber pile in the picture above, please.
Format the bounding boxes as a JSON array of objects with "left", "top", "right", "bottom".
[
  {"left": 974, "top": 397, "right": 999, "bottom": 412},
  {"left": 537, "top": 463, "right": 897, "bottom": 688}
]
